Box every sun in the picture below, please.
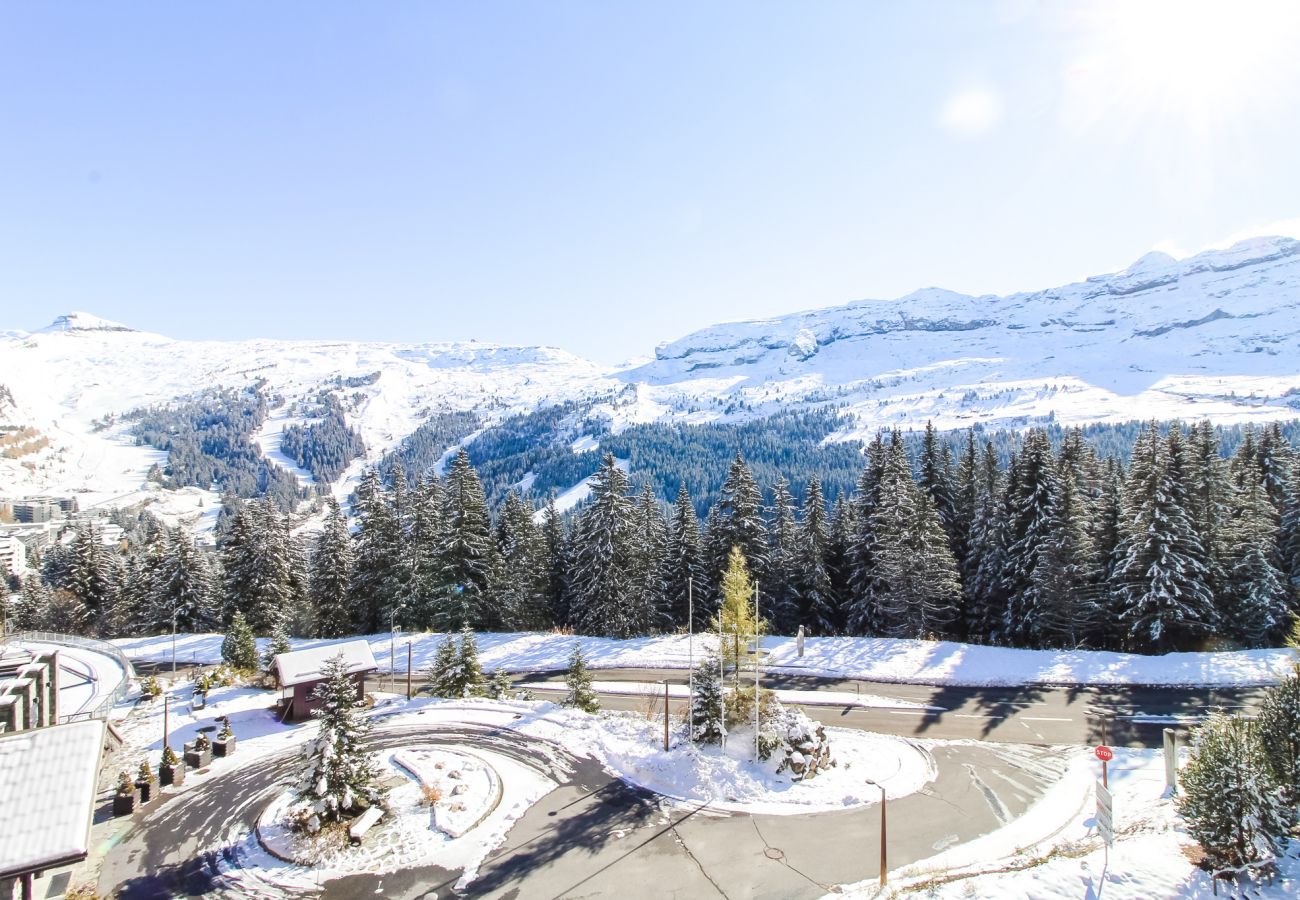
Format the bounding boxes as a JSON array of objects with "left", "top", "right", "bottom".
[{"left": 1064, "top": 0, "right": 1300, "bottom": 128}]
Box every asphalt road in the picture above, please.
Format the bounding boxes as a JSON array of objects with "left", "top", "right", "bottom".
[
  {"left": 507, "top": 667, "right": 1270, "bottom": 749},
  {"left": 98, "top": 720, "right": 1072, "bottom": 900}
]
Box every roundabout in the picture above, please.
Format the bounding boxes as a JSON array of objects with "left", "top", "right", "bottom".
[{"left": 98, "top": 699, "right": 1072, "bottom": 899}]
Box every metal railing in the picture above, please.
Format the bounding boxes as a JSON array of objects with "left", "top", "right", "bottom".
[{"left": 4, "top": 631, "right": 136, "bottom": 723}]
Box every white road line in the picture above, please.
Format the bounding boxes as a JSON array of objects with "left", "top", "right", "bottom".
[
  {"left": 1021, "top": 716, "right": 1073, "bottom": 722},
  {"left": 953, "top": 714, "right": 1003, "bottom": 719}
]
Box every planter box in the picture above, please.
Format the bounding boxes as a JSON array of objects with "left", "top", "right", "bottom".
[
  {"left": 185, "top": 748, "right": 212, "bottom": 769},
  {"left": 113, "top": 793, "right": 136, "bottom": 817},
  {"left": 214, "top": 736, "right": 236, "bottom": 757},
  {"left": 191, "top": 692, "right": 207, "bottom": 710},
  {"left": 135, "top": 780, "right": 153, "bottom": 803},
  {"left": 159, "top": 764, "right": 185, "bottom": 787}
]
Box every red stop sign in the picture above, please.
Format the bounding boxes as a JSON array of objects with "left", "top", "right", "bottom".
[{"left": 1095, "top": 745, "right": 1114, "bottom": 762}]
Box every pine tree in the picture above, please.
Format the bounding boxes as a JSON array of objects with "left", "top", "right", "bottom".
[
  {"left": 845, "top": 434, "right": 888, "bottom": 635},
  {"left": 626, "top": 486, "right": 668, "bottom": 634},
  {"left": 857, "top": 433, "right": 916, "bottom": 636},
  {"left": 486, "top": 669, "right": 516, "bottom": 701},
  {"left": 425, "top": 633, "right": 459, "bottom": 697},
  {"left": 563, "top": 643, "right": 599, "bottom": 713},
  {"left": 965, "top": 442, "right": 1009, "bottom": 643},
  {"left": 690, "top": 655, "right": 726, "bottom": 744},
  {"left": 567, "top": 454, "right": 638, "bottom": 637},
  {"left": 153, "top": 528, "right": 215, "bottom": 634},
  {"left": 1179, "top": 712, "right": 1289, "bottom": 872},
  {"left": 1112, "top": 424, "right": 1217, "bottom": 652},
  {"left": 297, "top": 652, "right": 381, "bottom": 825},
  {"left": 793, "top": 477, "right": 837, "bottom": 635},
  {"left": 917, "top": 420, "right": 958, "bottom": 550},
  {"left": 664, "top": 484, "right": 707, "bottom": 630},
  {"left": 764, "top": 477, "right": 800, "bottom": 635},
  {"left": 349, "top": 469, "right": 405, "bottom": 633},
  {"left": 825, "top": 496, "right": 855, "bottom": 634},
  {"left": 312, "top": 498, "right": 356, "bottom": 638},
  {"left": 436, "top": 451, "right": 495, "bottom": 630},
  {"left": 1256, "top": 669, "right": 1300, "bottom": 811},
  {"left": 221, "top": 611, "right": 258, "bottom": 670},
  {"left": 455, "top": 626, "right": 484, "bottom": 697},
  {"left": 222, "top": 500, "right": 295, "bottom": 634},
  {"left": 405, "top": 475, "right": 447, "bottom": 628},
  {"left": 65, "top": 523, "right": 112, "bottom": 632},
  {"left": 1225, "top": 479, "right": 1290, "bottom": 647},
  {"left": 494, "top": 491, "right": 551, "bottom": 631},
  {"left": 540, "top": 494, "right": 569, "bottom": 627},
  {"left": 1003, "top": 430, "right": 1061, "bottom": 647},
  {"left": 264, "top": 619, "right": 292, "bottom": 677},
  {"left": 709, "top": 454, "right": 768, "bottom": 585}
]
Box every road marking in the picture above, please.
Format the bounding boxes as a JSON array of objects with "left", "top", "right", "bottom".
[
  {"left": 953, "top": 714, "right": 1003, "bottom": 719},
  {"left": 1021, "top": 716, "right": 1073, "bottom": 722},
  {"left": 887, "top": 709, "right": 931, "bottom": 715}
]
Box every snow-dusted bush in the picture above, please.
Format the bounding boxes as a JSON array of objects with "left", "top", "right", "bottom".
[
  {"left": 766, "top": 704, "right": 834, "bottom": 779},
  {"left": 1179, "top": 712, "right": 1288, "bottom": 873}
]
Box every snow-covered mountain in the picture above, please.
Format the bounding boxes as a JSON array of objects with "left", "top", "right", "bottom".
[{"left": 4, "top": 234, "right": 1300, "bottom": 521}]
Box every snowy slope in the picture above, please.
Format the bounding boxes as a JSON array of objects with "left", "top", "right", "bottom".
[
  {"left": 626, "top": 236, "right": 1300, "bottom": 437},
  {"left": 6, "top": 234, "right": 1300, "bottom": 515}
]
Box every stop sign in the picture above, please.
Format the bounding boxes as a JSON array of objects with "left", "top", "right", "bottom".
[{"left": 1095, "top": 745, "right": 1114, "bottom": 762}]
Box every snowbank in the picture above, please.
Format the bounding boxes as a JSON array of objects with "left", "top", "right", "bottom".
[{"left": 111, "top": 630, "right": 1299, "bottom": 688}]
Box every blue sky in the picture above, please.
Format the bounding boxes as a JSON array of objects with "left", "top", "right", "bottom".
[{"left": 4, "top": 1, "right": 1300, "bottom": 362}]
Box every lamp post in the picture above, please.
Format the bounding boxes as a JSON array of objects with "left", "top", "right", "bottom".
[
  {"left": 687, "top": 577, "right": 693, "bottom": 723},
  {"left": 753, "top": 583, "right": 760, "bottom": 763},
  {"left": 389, "top": 611, "right": 396, "bottom": 694},
  {"left": 171, "top": 607, "right": 178, "bottom": 679}
]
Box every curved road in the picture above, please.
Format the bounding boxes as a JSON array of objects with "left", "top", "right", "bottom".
[{"left": 99, "top": 719, "right": 1072, "bottom": 899}]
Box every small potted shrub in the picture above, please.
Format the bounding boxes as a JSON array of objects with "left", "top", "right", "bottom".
[
  {"left": 214, "top": 717, "right": 236, "bottom": 758},
  {"left": 159, "top": 744, "right": 185, "bottom": 787},
  {"left": 185, "top": 732, "right": 213, "bottom": 769},
  {"left": 135, "top": 759, "right": 155, "bottom": 803},
  {"left": 139, "top": 675, "right": 163, "bottom": 702},
  {"left": 112, "top": 771, "right": 136, "bottom": 817}
]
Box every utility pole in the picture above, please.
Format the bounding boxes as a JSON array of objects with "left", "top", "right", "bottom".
[
  {"left": 171, "top": 608, "right": 178, "bottom": 679},
  {"left": 687, "top": 577, "right": 693, "bottom": 724},
  {"left": 406, "top": 642, "right": 413, "bottom": 701},
  {"left": 390, "top": 612, "right": 396, "bottom": 694},
  {"left": 163, "top": 694, "right": 169, "bottom": 754},
  {"left": 719, "top": 645, "right": 726, "bottom": 750},
  {"left": 879, "top": 785, "right": 888, "bottom": 887},
  {"left": 753, "top": 583, "right": 760, "bottom": 762}
]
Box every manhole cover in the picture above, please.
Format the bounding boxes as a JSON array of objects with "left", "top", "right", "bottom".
[{"left": 764, "top": 847, "right": 785, "bottom": 861}]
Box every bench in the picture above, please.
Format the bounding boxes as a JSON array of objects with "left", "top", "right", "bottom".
[{"left": 348, "top": 806, "right": 384, "bottom": 845}]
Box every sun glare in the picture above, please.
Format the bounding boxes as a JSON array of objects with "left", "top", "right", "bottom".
[{"left": 1066, "top": 0, "right": 1300, "bottom": 128}]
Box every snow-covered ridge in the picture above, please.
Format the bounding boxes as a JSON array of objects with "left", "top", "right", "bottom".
[{"left": 38, "top": 311, "right": 137, "bottom": 333}]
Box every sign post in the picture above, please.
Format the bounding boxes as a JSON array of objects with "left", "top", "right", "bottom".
[
  {"left": 1095, "top": 744, "right": 1113, "bottom": 788},
  {"left": 1095, "top": 779, "right": 1114, "bottom": 869},
  {"left": 1163, "top": 728, "right": 1178, "bottom": 796}
]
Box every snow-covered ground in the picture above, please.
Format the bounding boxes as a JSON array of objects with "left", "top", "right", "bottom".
[
  {"left": 838, "top": 745, "right": 1300, "bottom": 898},
  {"left": 110, "top": 630, "right": 1299, "bottom": 689}
]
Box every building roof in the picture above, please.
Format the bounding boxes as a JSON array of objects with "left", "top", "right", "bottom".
[
  {"left": 273, "top": 640, "right": 378, "bottom": 688},
  {"left": 0, "top": 719, "right": 105, "bottom": 878}
]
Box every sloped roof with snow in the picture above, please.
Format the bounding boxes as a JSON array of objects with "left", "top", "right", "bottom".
[
  {"left": 273, "top": 640, "right": 378, "bottom": 687},
  {"left": 0, "top": 719, "right": 105, "bottom": 878}
]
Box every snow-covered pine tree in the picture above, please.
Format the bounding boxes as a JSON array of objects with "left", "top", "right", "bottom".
[
  {"left": 898, "top": 490, "right": 962, "bottom": 639},
  {"left": 709, "top": 453, "right": 768, "bottom": 587},
  {"left": 567, "top": 454, "right": 638, "bottom": 637},
  {"left": 663, "top": 484, "right": 707, "bottom": 630},
  {"left": 764, "top": 477, "right": 800, "bottom": 635},
  {"left": 563, "top": 643, "right": 599, "bottom": 713},
  {"left": 952, "top": 429, "right": 981, "bottom": 610},
  {"left": 312, "top": 498, "right": 356, "bottom": 638},
  {"left": 221, "top": 500, "right": 294, "bottom": 634},
  {"left": 1033, "top": 470, "right": 1103, "bottom": 649},
  {"left": 1256, "top": 668, "right": 1300, "bottom": 812},
  {"left": 1279, "top": 468, "right": 1300, "bottom": 605},
  {"left": 298, "top": 652, "right": 381, "bottom": 827},
  {"left": 540, "top": 493, "right": 569, "bottom": 627},
  {"left": 964, "top": 441, "right": 1009, "bottom": 643},
  {"left": 1111, "top": 423, "right": 1217, "bottom": 652},
  {"left": 424, "top": 633, "right": 459, "bottom": 697},
  {"left": 859, "top": 433, "right": 916, "bottom": 636},
  {"left": 1225, "top": 478, "right": 1291, "bottom": 647},
  {"left": 690, "top": 654, "right": 725, "bottom": 744},
  {"left": 405, "top": 474, "right": 447, "bottom": 628},
  {"left": 917, "top": 420, "right": 958, "bottom": 551},
  {"left": 825, "top": 496, "right": 855, "bottom": 633},
  {"left": 1179, "top": 712, "right": 1289, "bottom": 872},
  {"left": 1256, "top": 423, "right": 1294, "bottom": 513},
  {"left": 153, "top": 528, "right": 215, "bottom": 634},
  {"left": 845, "top": 433, "right": 888, "bottom": 635},
  {"left": 1185, "top": 420, "right": 1232, "bottom": 599},
  {"left": 11, "top": 578, "right": 54, "bottom": 631},
  {"left": 436, "top": 450, "right": 495, "bottom": 631},
  {"left": 711, "top": 546, "right": 766, "bottom": 679},
  {"left": 455, "top": 625, "right": 484, "bottom": 697},
  {"left": 349, "top": 468, "right": 405, "bottom": 633},
  {"left": 66, "top": 523, "right": 112, "bottom": 632},
  {"left": 486, "top": 669, "right": 516, "bottom": 701},
  {"left": 494, "top": 491, "right": 551, "bottom": 631},
  {"left": 794, "top": 477, "right": 837, "bottom": 636},
  {"left": 625, "top": 486, "right": 668, "bottom": 635},
  {"left": 221, "top": 611, "right": 258, "bottom": 670},
  {"left": 263, "top": 618, "right": 292, "bottom": 677},
  {"left": 1003, "top": 430, "right": 1061, "bottom": 647}
]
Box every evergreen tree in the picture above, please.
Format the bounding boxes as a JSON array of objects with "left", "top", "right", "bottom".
[
  {"left": 1256, "top": 669, "right": 1300, "bottom": 812},
  {"left": 405, "top": 474, "right": 447, "bottom": 627},
  {"left": 845, "top": 434, "right": 888, "bottom": 635},
  {"left": 221, "top": 611, "right": 258, "bottom": 670},
  {"left": 1179, "top": 712, "right": 1289, "bottom": 871},
  {"left": 709, "top": 454, "right": 768, "bottom": 586},
  {"left": 153, "top": 528, "right": 215, "bottom": 634},
  {"left": 824, "top": 496, "right": 855, "bottom": 634},
  {"left": 917, "top": 420, "right": 958, "bottom": 549},
  {"left": 436, "top": 451, "right": 496, "bottom": 630},
  {"left": 965, "top": 442, "right": 1009, "bottom": 643},
  {"left": 1112, "top": 424, "right": 1217, "bottom": 652},
  {"left": 349, "top": 468, "right": 405, "bottom": 633},
  {"left": 264, "top": 619, "right": 292, "bottom": 676},
  {"left": 65, "top": 523, "right": 112, "bottom": 632},
  {"left": 690, "top": 654, "right": 726, "bottom": 744},
  {"left": 1225, "top": 479, "right": 1290, "bottom": 646},
  {"left": 455, "top": 625, "right": 484, "bottom": 697},
  {"left": 494, "top": 491, "right": 551, "bottom": 631},
  {"left": 297, "top": 652, "right": 381, "bottom": 824},
  {"left": 425, "top": 633, "right": 459, "bottom": 697},
  {"left": 793, "top": 477, "right": 837, "bottom": 635},
  {"left": 540, "top": 494, "right": 570, "bottom": 627},
  {"left": 567, "top": 454, "right": 640, "bottom": 637},
  {"left": 627, "top": 486, "right": 669, "bottom": 634},
  {"left": 663, "top": 484, "right": 707, "bottom": 630},
  {"left": 1003, "top": 430, "right": 1061, "bottom": 647},
  {"left": 764, "top": 477, "right": 800, "bottom": 635},
  {"left": 312, "top": 498, "right": 356, "bottom": 638},
  {"left": 222, "top": 500, "right": 295, "bottom": 634},
  {"left": 563, "top": 643, "right": 599, "bottom": 713}
]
